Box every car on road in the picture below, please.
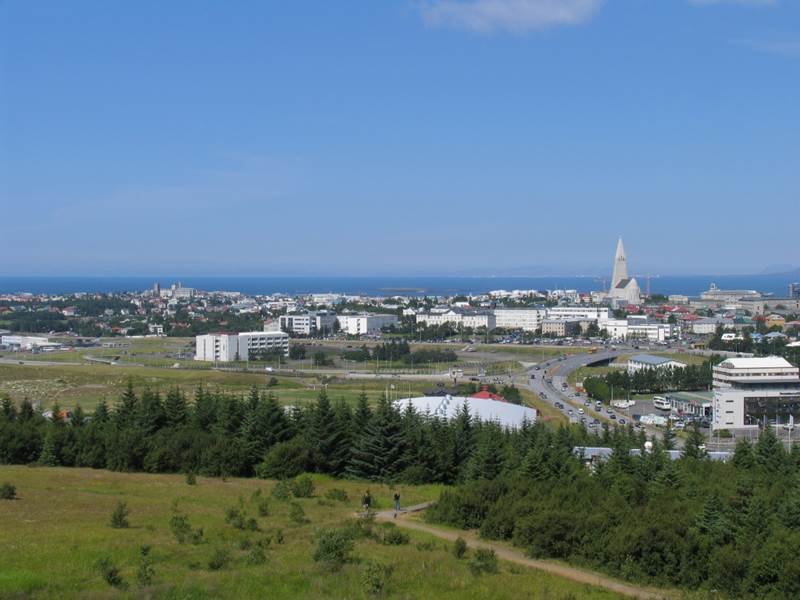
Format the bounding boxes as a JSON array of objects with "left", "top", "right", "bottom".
[
  {"left": 578, "top": 408, "right": 585, "bottom": 415},
  {"left": 618, "top": 418, "right": 627, "bottom": 425},
  {"left": 608, "top": 413, "right": 616, "bottom": 420}
]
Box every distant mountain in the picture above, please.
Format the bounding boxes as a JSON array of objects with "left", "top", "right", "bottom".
[{"left": 761, "top": 265, "right": 800, "bottom": 277}]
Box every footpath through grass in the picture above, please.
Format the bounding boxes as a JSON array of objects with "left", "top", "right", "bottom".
[{"left": 0, "top": 466, "right": 626, "bottom": 599}]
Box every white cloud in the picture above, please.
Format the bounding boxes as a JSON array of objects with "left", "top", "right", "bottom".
[{"left": 420, "top": 0, "right": 603, "bottom": 33}]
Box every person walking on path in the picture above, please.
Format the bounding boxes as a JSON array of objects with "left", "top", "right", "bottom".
[
  {"left": 362, "top": 489, "right": 373, "bottom": 513},
  {"left": 393, "top": 492, "right": 401, "bottom": 517}
]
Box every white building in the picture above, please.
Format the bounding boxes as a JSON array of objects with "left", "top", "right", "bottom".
[
  {"left": 395, "top": 395, "right": 536, "bottom": 429},
  {"left": 415, "top": 309, "right": 495, "bottom": 330},
  {"left": 337, "top": 313, "right": 398, "bottom": 336},
  {"left": 195, "top": 331, "right": 289, "bottom": 362},
  {"left": 712, "top": 356, "right": 800, "bottom": 430},
  {"left": 279, "top": 311, "right": 337, "bottom": 336},
  {"left": 546, "top": 305, "right": 609, "bottom": 322},
  {"left": 0, "top": 335, "right": 59, "bottom": 351},
  {"left": 627, "top": 354, "right": 687, "bottom": 375},
  {"left": 493, "top": 308, "right": 546, "bottom": 332},
  {"left": 599, "top": 318, "right": 678, "bottom": 342},
  {"left": 691, "top": 317, "right": 734, "bottom": 335}
]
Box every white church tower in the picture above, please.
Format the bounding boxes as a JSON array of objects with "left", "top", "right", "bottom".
[{"left": 609, "top": 237, "right": 641, "bottom": 305}]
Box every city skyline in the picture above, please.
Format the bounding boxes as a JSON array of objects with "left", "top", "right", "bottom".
[{"left": 2, "top": 1, "right": 799, "bottom": 276}]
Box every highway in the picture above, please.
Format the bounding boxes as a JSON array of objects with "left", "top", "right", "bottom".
[{"left": 523, "top": 348, "right": 665, "bottom": 441}]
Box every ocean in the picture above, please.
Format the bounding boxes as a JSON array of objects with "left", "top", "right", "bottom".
[{"left": 0, "top": 275, "right": 797, "bottom": 298}]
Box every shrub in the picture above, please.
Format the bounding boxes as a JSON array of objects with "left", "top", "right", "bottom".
[
  {"left": 136, "top": 545, "right": 155, "bottom": 587},
  {"left": 245, "top": 517, "right": 260, "bottom": 532},
  {"left": 325, "top": 488, "right": 349, "bottom": 503},
  {"left": 170, "top": 514, "right": 204, "bottom": 544},
  {"left": 237, "top": 537, "right": 252, "bottom": 551},
  {"left": 342, "top": 513, "right": 375, "bottom": 540},
  {"left": 271, "top": 480, "right": 291, "bottom": 501},
  {"left": 207, "top": 548, "right": 230, "bottom": 571},
  {"left": 290, "top": 475, "right": 315, "bottom": 498},
  {"left": 313, "top": 528, "right": 354, "bottom": 571},
  {"left": 361, "top": 560, "right": 394, "bottom": 596},
  {"left": 97, "top": 557, "right": 126, "bottom": 588},
  {"left": 453, "top": 537, "right": 468, "bottom": 559},
  {"left": 225, "top": 507, "right": 246, "bottom": 529},
  {"left": 289, "top": 502, "right": 309, "bottom": 525},
  {"left": 256, "top": 498, "right": 270, "bottom": 517},
  {"left": 257, "top": 438, "right": 312, "bottom": 480},
  {"left": 378, "top": 523, "right": 409, "bottom": 546},
  {"left": 185, "top": 472, "right": 197, "bottom": 485},
  {"left": 416, "top": 540, "right": 436, "bottom": 552},
  {"left": 469, "top": 548, "right": 498, "bottom": 575},
  {"left": 245, "top": 545, "right": 267, "bottom": 566},
  {"left": 0, "top": 482, "right": 16, "bottom": 500},
  {"left": 110, "top": 501, "right": 130, "bottom": 529},
  {"left": 274, "top": 529, "right": 285, "bottom": 544}
]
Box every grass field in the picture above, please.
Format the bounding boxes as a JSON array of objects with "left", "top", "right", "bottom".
[{"left": 0, "top": 466, "right": 625, "bottom": 599}]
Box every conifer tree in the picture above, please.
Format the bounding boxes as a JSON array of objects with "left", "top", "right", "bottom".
[
  {"left": 115, "top": 381, "right": 138, "bottom": 428},
  {"left": 39, "top": 429, "right": 57, "bottom": 466},
  {"left": 346, "top": 396, "right": 406, "bottom": 480},
  {"left": 164, "top": 388, "right": 188, "bottom": 427}
]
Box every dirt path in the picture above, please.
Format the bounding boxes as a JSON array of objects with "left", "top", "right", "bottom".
[{"left": 374, "top": 503, "right": 673, "bottom": 600}]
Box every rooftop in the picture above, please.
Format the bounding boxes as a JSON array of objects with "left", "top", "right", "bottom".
[
  {"left": 395, "top": 396, "right": 535, "bottom": 429},
  {"left": 718, "top": 356, "right": 795, "bottom": 370},
  {"left": 629, "top": 354, "right": 684, "bottom": 366}
]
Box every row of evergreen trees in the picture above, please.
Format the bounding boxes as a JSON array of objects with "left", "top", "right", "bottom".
[{"left": 583, "top": 357, "right": 719, "bottom": 399}]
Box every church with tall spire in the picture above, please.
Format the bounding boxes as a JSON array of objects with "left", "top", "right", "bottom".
[{"left": 608, "top": 237, "right": 641, "bottom": 305}]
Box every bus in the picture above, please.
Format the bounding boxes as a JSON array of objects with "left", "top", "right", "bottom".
[{"left": 653, "top": 396, "right": 672, "bottom": 411}]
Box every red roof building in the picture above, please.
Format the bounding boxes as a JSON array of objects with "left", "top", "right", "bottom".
[{"left": 471, "top": 386, "right": 506, "bottom": 402}]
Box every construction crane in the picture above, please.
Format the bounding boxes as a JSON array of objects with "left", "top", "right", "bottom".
[{"left": 634, "top": 274, "right": 660, "bottom": 297}]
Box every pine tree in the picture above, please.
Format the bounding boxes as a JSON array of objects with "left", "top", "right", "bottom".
[
  {"left": 39, "top": 429, "right": 58, "bottom": 466},
  {"left": 1, "top": 395, "right": 17, "bottom": 421},
  {"left": 733, "top": 438, "right": 756, "bottom": 470},
  {"left": 94, "top": 399, "right": 110, "bottom": 424},
  {"left": 663, "top": 421, "right": 676, "bottom": 451},
  {"left": 468, "top": 426, "right": 505, "bottom": 480},
  {"left": 755, "top": 426, "right": 785, "bottom": 473},
  {"left": 682, "top": 422, "right": 707, "bottom": 459},
  {"left": 192, "top": 387, "right": 217, "bottom": 432},
  {"left": 353, "top": 390, "right": 372, "bottom": 432},
  {"left": 163, "top": 388, "right": 188, "bottom": 427},
  {"left": 138, "top": 389, "right": 165, "bottom": 434},
  {"left": 346, "top": 397, "right": 406, "bottom": 481},
  {"left": 309, "top": 390, "right": 349, "bottom": 475},
  {"left": 71, "top": 403, "right": 86, "bottom": 427},
  {"left": 115, "top": 381, "right": 138, "bottom": 428}
]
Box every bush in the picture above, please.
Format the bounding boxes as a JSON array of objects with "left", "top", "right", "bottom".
[
  {"left": 256, "top": 498, "right": 270, "bottom": 517},
  {"left": 342, "top": 512, "right": 375, "bottom": 540},
  {"left": 245, "top": 545, "right": 267, "bottom": 566},
  {"left": 170, "top": 514, "right": 204, "bottom": 544},
  {"left": 0, "top": 482, "right": 16, "bottom": 500},
  {"left": 274, "top": 529, "right": 284, "bottom": 544},
  {"left": 453, "top": 537, "right": 468, "bottom": 559},
  {"left": 257, "top": 438, "right": 312, "bottom": 480},
  {"left": 469, "top": 548, "right": 498, "bottom": 575},
  {"left": 136, "top": 545, "right": 155, "bottom": 587},
  {"left": 237, "top": 537, "right": 252, "bottom": 551},
  {"left": 245, "top": 517, "right": 260, "bottom": 532},
  {"left": 313, "top": 528, "right": 354, "bottom": 571},
  {"left": 289, "top": 502, "right": 309, "bottom": 525},
  {"left": 290, "top": 475, "right": 315, "bottom": 498},
  {"left": 362, "top": 560, "right": 394, "bottom": 596},
  {"left": 97, "top": 557, "right": 126, "bottom": 588},
  {"left": 224, "top": 507, "right": 246, "bottom": 529},
  {"left": 207, "top": 548, "right": 230, "bottom": 571},
  {"left": 271, "top": 480, "right": 291, "bottom": 501},
  {"left": 378, "top": 522, "right": 409, "bottom": 546},
  {"left": 325, "top": 488, "right": 349, "bottom": 503},
  {"left": 416, "top": 540, "right": 436, "bottom": 552},
  {"left": 110, "top": 501, "right": 130, "bottom": 529},
  {"left": 185, "top": 472, "right": 197, "bottom": 485}
]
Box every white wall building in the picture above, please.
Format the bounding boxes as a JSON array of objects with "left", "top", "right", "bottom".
[
  {"left": 0, "top": 335, "right": 58, "bottom": 351},
  {"left": 395, "top": 395, "right": 536, "bottom": 429},
  {"left": 546, "top": 306, "right": 609, "bottom": 321},
  {"left": 415, "top": 309, "right": 495, "bottom": 330},
  {"left": 195, "top": 331, "right": 289, "bottom": 362},
  {"left": 279, "top": 311, "right": 337, "bottom": 336},
  {"left": 493, "top": 308, "right": 546, "bottom": 331},
  {"left": 627, "top": 354, "right": 687, "bottom": 375},
  {"left": 712, "top": 356, "right": 800, "bottom": 430},
  {"left": 337, "top": 313, "right": 398, "bottom": 336},
  {"left": 599, "top": 319, "right": 678, "bottom": 342}
]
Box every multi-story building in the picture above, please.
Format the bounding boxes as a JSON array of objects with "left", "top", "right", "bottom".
[
  {"left": 541, "top": 318, "right": 582, "bottom": 337},
  {"left": 279, "top": 311, "right": 337, "bottom": 335},
  {"left": 712, "top": 356, "right": 800, "bottom": 430},
  {"left": 493, "top": 308, "right": 546, "bottom": 331},
  {"left": 336, "top": 313, "right": 398, "bottom": 336},
  {"left": 546, "top": 306, "right": 610, "bottom": 322},
  {"left": 415, "top": 309, "right": 495, "bottom": 330},
  {"left": 195, "top": 331, "right": 289, "bottom": 362},
  {"left": 599, "top": 317, "right": 678, "bottom": 342},
  {"left": 790, "top": 283, "right": 800, "bottom": 299}
]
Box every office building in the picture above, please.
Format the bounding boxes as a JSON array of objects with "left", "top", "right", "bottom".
[
  {"left": 712, "top": 356, "right": 800, "bottom": 430},
  {"left": 279, "top": 311, "right": 337, "bottom": 335},
  {"left": 195, "top": 331, "right": 289, "bottom": 362},
  {"left": 337, "top": 313, "right": 398, "bottom": 336},
  {"left": 493, "top": 308, "right": 546, "bottom": 331}
]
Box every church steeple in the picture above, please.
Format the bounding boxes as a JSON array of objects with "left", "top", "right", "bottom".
[{"left": 611, "top": 237, "right": 628, "bottom": 289}]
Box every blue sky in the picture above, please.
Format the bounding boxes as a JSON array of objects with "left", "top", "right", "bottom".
[{"left": 1, "top": 0, "right": 798, "bottom": 277}]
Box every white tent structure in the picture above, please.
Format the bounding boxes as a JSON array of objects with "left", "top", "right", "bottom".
[{"left": 395, "top": 395, "right": 536, "bottom": 429}]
